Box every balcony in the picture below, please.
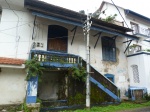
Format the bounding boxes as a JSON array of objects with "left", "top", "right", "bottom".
[
  {"left": 132, "top": 26, "right": 150, "bottom": 39},
  {"left": 128, "top": 44, "right": 142, "bottom": 55},
  {"left": 30, "top": 50, "right": 81, "bottom": 68}
]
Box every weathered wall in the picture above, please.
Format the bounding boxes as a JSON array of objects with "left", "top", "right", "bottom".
[
  {"left": 38, "top": 71, "right": 64, "bottom": 100},
  {"left": 0, "top": 0, "right": 130, "bottom": 99},
  {"left": 127, "top": 53, "right": 150, "bottom": 94},
  {"left": 0, "top": 67, "right": 26, "bottom": 105},
  {"left": 100, "top": 2, "right": 150, "bottom": 50}
]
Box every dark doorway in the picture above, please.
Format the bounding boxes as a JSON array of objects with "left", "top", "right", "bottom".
[{"left": 47, "top": 25, "right": 68, "bottom": 52}]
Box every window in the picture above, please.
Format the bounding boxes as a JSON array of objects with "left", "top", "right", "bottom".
[
  {"left": 47, "top": 25, "right": 68, "bottom": 53},
  {"left": 146, "top": 28, "right": 150, "bottom": 36},
  {"left": 130, "top": 22, "right": 139, "bottom": 34},
  {"left": 104, "top": 74, "right": 114, "bottom": 83},
  {"left": 102, "top": 36, "right": 116, "bottom": 61},
  {"left": 131, "top": 65, "right": 140, "bottom": 83}
]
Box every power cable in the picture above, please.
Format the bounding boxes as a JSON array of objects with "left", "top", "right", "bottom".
[
  {"left": 110, "top": 0, "right": 130, "bottom": 29},
  {"left": 0, "top": 22, "right": 32, "bottom": 32}
]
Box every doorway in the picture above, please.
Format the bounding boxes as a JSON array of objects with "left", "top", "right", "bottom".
[{"left": 47, "top": 25, "right": 68, "bottom": 53}]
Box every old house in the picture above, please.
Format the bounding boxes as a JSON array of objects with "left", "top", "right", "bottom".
[
  {"left": 0, "top": 0, "right": 139, "bottom": 107},
  {"left": 97, "top": 1, "right": 150, "bottom": 100}
]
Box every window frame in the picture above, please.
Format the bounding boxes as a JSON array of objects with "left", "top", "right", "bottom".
[
  {"left": 131, "top": 65, "right": 140, "bottom": 83},
  {"left": 101, "top": 36, "right": 116, "bottom": 62},
  {"left": 104, "top": 74, "right": 115, "bottom": 83},
  {"left": 130, "top": 22, "right": 139, "bottom": 34}
]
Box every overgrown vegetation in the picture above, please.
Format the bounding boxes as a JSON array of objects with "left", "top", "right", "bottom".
[
  {"left": 68, "top": 65, "right": 86, "bottom": 82},
  {"left": 68, "top": 93, "right": 85, "bottom": 105},
  {"left": 102, "top": 14, "right": 117, "bottom": 23},
  {"left": 145, "top": 94, "right": 150, "bottom": 100},
  {"left": 25, "top": 57, "right": 45, "bottom": 81},
  {"left": 62, "top": 101, "right": 150, "bottom": 112}
]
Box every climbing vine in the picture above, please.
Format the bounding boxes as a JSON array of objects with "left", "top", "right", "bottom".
[
  {"left": 68, "top": 65, "right": 86, "bottom": 82},
  {"left": 25, "top": 57, "right": 45, "bottom": 81}
]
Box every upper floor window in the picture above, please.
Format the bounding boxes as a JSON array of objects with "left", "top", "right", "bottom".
[
  {"left": 102, "top": 36, "right": 116, "bottom": 62},
  {"left": 47, "top": 25, "right": 68, "bottom": 53},
  {"left": 130, "top": 22, "right": 139, "bottom": 34},
  {"left": 146, "top": 28, "right": 150, "bottom": 36}
]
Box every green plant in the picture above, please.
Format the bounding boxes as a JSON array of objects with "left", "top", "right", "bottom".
[
  {"left": 146, "top": 49, "right": 150, "bottom": 52},
  {"left": 68, "top": 93, "right": 85, "bottom": 105},
  {"left": 25, "top": 57, "right": 45, "bottom": 81},
  {"left": 68, "top": 65, "right": 86, "bottom": 82},
  {"left": 145, "top": 93, "right": 150, "bottom": 101},
  {"left": 102, "top": 14, "right": 117, "bottom": 23},
  {"left": 129, "top": 44, "right": 138, "bottom": 49}
]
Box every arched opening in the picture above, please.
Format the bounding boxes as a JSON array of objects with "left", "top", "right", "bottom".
[{"left": 47, "top": 25, "right": 68, "bottom": 52}]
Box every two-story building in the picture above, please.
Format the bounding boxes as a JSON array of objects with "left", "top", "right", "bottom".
[
  {"left": 97, "top": 1, "right": 150, "bottom": 99},
  {"left": 0, "top": 0, "right": 139, "bottom": 107}
]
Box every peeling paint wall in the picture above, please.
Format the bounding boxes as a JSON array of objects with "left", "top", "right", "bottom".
[
  {"left": 0, "top": 0, "right": 130, "bottom": 100},
  {"left": 0, "top": 68, "right": 26, "bottom": 105}
]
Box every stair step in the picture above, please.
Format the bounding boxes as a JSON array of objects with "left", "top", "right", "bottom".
[{"left": 42, "top": 100, "right": 68, "bottom": 107}]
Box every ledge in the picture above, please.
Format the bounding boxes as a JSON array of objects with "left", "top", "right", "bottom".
[{"left": 127, "top": 51, "right": 150, "bottom": 57}]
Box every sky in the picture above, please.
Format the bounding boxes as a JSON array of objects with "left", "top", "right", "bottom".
[{"left": 41, "top": 0, "right": 150, "bottom": 18}]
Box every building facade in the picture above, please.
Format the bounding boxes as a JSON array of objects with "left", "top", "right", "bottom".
[
  {"left": 0, "top": 0, "right": 139, "bottom": 105},
  {"left": 98, "top": 1, "right": 150, "bottom": 96}
]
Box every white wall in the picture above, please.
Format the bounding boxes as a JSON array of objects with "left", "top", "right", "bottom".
[
  {"left": 100, "top": 2, "right": 150, "bottom": 51},
  {"left": 127, "top": 53, "right": 150, "bottom": 94},
  {"left": 0, "top": 67, "right": 26, "bottom": 105},
  {"left": 99, "top": 3, "right": 127, "bottom": 27},
  {"left": 0, "top": 0, "right": 130, "bottom": 99},
  {"left": 0, "top": 9, "right": 34, "bottom": 59}
]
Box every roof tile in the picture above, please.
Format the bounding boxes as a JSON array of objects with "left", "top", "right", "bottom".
[{"left": 0, "top": 57, "right": 25, "bottom": 65}]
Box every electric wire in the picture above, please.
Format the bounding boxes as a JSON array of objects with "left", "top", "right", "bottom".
[
  {"left": 0, "top": 22, "right": 32, "bottom": 32},
  {"left": 110, "top": 0, "right": 130, "bottom": 29}
]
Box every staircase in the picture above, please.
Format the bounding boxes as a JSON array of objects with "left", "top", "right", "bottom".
[
  {"left": 82, "top": 60, "right": 120, "bottom": 102},
  {"left": 30, "top": 50, "right": 120, "bottom": 104}
]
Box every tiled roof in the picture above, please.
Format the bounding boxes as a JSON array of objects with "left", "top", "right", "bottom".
[{"left": 0, "top": 57, "right": 25, "bottom": 65}]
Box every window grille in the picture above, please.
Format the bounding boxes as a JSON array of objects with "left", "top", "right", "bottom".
[{"left": 131, "top": 65, "right": 140, "bottom": 83}]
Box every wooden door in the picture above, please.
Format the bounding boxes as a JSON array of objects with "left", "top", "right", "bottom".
[
  {"left": 48, "top": 38, "right": 67, "bottom": 52},
  {"left": 48, "top": 25, "right": 68, "bottom": 52}
]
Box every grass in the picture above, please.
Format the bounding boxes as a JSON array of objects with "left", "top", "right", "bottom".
[{"left": 62, "top": 101, "right": 150, "bottom": 112}]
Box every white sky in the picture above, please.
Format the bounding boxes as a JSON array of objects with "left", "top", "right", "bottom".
[{"left": 41, "top": 0, "right": 150, "bottom": 18}]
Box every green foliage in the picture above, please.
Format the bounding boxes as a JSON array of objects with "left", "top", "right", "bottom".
[
  {"left": 129, "top": 44, "right": 138, "bottom": 48},
  {"left": 16, "top": 101, "right": 30, "bottom": 112},
  {"left": 68, "top": 65, "right": 86, "bottom": 82},
  {"left": 146, "top": 49, "right": 150, "bottom": 52},
  {"left": 25, "top": 57, "right": 45, "bottom": 81},
  {"left": 63, "top": 101, "right": 150, "bottom": 112},
  {"left": 36, "top": 97, "right": 42, "bottom": 103},
  {"left": 145, "top": 93, "right": 150, "bottom": 101},
  {"left": 102, "top": 14, "right": 117, "bottom": 23},
  {"left": 91, "top": 86, "right": 106, "bottom": 104},
  {"left": 68, "top": 93, "right": 85, "bottom": 105}
]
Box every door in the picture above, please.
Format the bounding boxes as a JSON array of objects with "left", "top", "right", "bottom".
[{"left": 48, "top": 25, "right": 68, "bottom": 52}]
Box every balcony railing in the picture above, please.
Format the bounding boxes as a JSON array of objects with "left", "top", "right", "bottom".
[
  {"left": 133, "top": 26, "right": 150, "bottom": 37},
  {"left": 30, "top": 50, "right": 81, "bottom": 68}
]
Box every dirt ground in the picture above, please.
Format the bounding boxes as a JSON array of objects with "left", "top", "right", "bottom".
[{"left": 118, "top": 106, "right": 150, "bottom": 112}]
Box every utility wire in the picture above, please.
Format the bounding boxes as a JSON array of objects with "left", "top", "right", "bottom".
[
  {"left": 110, "top": 0, "right": 130, "bottom": 28},
  {"left": 0, "top": 22, "right": 32, "bottom": 32}
]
